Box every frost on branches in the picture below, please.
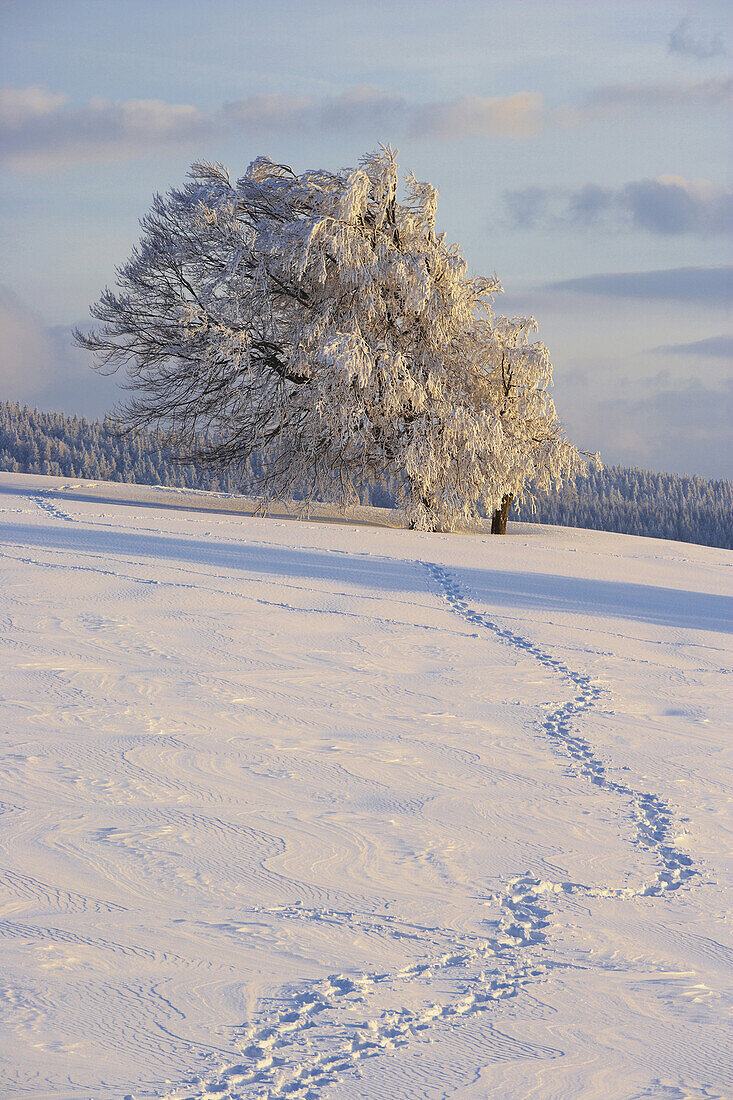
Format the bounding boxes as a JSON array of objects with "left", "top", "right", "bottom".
[{"left": 77, "top": 148, "right": 592, "bottom": 532}]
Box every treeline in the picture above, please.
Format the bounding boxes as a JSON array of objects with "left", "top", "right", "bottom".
[
  {"left": 0, "top": 401, "right": 242, "bottom": 493},
  {"left": 513, "top": 465, "right": 732, "bottom": 550},
  {"left": 0, "top": 401, "right": 730, "bottom": 549}
]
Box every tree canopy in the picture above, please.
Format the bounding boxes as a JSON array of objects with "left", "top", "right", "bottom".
[{"left": 77, "top": 147, "right": 589, "bottom": 530}]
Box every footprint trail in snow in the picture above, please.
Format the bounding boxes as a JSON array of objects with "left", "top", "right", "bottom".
[{"left": 163, "top": 560, "right": 700, "bottom": 1100}]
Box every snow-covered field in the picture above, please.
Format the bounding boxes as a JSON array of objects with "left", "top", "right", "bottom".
[{"left": 1, "top": 472, "right": 731, "bottom": 1100}]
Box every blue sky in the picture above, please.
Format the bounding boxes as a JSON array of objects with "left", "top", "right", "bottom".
[{"left": 1, "top": 0, "right": 731, "bottom": 477}]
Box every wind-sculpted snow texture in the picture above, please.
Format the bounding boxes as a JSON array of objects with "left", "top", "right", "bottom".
[{"left": 0, "top": 473, "right": 730, "bottom": 1100}]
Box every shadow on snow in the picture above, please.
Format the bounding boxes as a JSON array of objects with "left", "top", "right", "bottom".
[{"left": 3, "top": 513, "right": 730, "bottom": 635}]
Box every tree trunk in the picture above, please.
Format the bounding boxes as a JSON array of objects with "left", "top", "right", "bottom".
[
  {"left": 408, "top": 487, "right": 438, "bottom": 531},
  {"left": 490, "top": 493, "right": 513, "bottom": 535}
]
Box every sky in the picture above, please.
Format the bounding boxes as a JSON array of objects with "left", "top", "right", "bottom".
[{"left": 0, "top": 0, "right": 731, "bottom": 479}]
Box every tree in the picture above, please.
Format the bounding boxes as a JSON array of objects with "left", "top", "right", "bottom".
[{"left": 76, "top": 147, "right": 589, "bottom": 531}]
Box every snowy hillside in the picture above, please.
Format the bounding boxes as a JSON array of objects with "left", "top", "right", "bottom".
[{"left": 1, "top": 472, "right": 731, "bottom": 1100}]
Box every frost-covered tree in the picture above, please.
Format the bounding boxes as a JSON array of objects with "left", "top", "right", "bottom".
[
  {"left": 477, "top": 313, "right": 590, "bottom": 533},
  {"left": 3, "top": 403, "right": 729, "bottom": 548},
  {"left": 77, "top": 147, "right": 588, "bottom": 531}
]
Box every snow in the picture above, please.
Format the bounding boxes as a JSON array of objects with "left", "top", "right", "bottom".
[{"left": 0, "top": 471, "right": 730, "bottom": 1100}]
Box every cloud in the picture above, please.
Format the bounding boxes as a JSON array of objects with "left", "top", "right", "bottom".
[
  {"left": 2, "top": 74, "right": 731, "bottom": 171},
  {"left": 0, "top": 85, "right": 209, "bottom": 170},
  {"left": 227, "top": 87, "right": 544, "bottom": 141},
  {"left": 0, "top": 84, "right": 67, "bottom": 129},
  {"left": 584, "top": 381, "right": 733, "bottom": 479},
  {"left": 223, "top": 85, "right": 408, "bottom": 135},
  {"left": 317, "top": 86, "right": 408, "bottom": 131},
  {"left": 546, "top": 266, "right": 733, "bottom": 305},
  {"left": 668, "top": 17, "right": 726, "bottom": 60},
  {"left": 225, "top": 80, "right": 729, "bottom": 142},
  {"left": 221, "top": 93, "right": 312, "bottom": 130},
  {"left": 504, "top": 176, "right": 733, "bottom": 235},
  {"left": 651, "top": 335, "right": 733, "bottom": 358},
  {"left": 622, "top": 176, "right": 733, "bottom": 234},
  {"left": 198, "top": 79, "right": 732, "bottom": 145},
  {"left": 503, "top": 187, "right": 551, "bottom": 229},
  {"left": 504, "top": 184, "right": 611, "bottom": 229},
  {"left": 0, "top": 287, "right": 121, "bottom": 416},
  {"left": 414, "top": 92, "right": 545, "bottom": 140},
  {"left": 566, "top": 184, "right": 614, "bottom": 226},
  {"left": 582, "top": 76, "right": 732, "bottom": 113},
  {"left": 0, "top": 83, "right": 546, "bottom": 169}
]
